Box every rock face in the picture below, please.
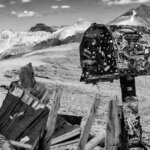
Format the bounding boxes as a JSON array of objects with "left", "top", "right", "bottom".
[
  {"left": 33, "top": 38, "right": 62, "bottom": 50},
  {"left": 33, "top": 32, "right": 84, "bottom": 50},
  {"left": 61, "top": 33, "right": 84, "bottom": 44},
  {"left": 0, "top": 30, "right": 52, "bottom": 58},
  {"left": 29, "top": 23, "right": 53, "bottom": 33},
  {"left": 108, "top": 4, "right": 150, "bottom": 27}
]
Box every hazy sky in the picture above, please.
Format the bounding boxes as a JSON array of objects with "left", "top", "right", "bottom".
[{"left": 0, "top": 0, "right": 150, "bottom": 31}]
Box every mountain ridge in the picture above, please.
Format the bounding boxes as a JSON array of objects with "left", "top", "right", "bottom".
[{"left": 108, "top": 4, "right": 150, "bottom": 27}]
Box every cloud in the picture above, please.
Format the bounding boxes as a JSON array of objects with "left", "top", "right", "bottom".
[
  {"left": 11, "top": 11, "right": 17, "bottom": 15},
  {"left": 0, "top": 4, "right": 5, "bottom": 7},
  {"left": 11, "top": 10, "right": 39, "bottom": 17},
  {"left": 102, "top": 0, "right": 150, "bottom": 5},
  {"left": 51, "top": 5, "right": 59, "bottom": 9},
  {"left": 60, "top": 5, "right": 71, "bottom": 8},
  {"left": 21, "top": 0, "right": 32, "bottom": 3},
  {"left": 51, "top": 5, "right": 71, "bottom": 9},
  {"left": 10, "top": 1, "right": 16, "bottom": 4}
]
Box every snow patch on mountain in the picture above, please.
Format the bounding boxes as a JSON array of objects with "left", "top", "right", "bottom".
[
  {"left": 108, "top": 4, "right": 150, "bottom": 27},
  {"left": 0, "top": 30, "right": 52, "bottom": 55},
  {"left": 51, "top": 21, "right": 91, "bottom": 40},
  {"left": 0, "top": 21, "right": 91, "bottom": 58}
]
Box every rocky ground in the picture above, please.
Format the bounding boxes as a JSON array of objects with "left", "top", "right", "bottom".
[{"left": 0, "top": 43, "right": 150, "bottom": 146}]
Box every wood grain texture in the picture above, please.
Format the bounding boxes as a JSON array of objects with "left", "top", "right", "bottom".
[
  {"left": 77, "top": 94, "right": 101, "bottom": 150},
  {"left": 105, "top": 98, "right": 121, "bottom": 150},
  {"left": 42, "top": 87, "right": 63, "bottom": 150}
]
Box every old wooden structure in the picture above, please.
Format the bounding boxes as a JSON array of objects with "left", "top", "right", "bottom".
[
  {"left": 0, "top": 63, "right": 105, "bottom": 150},
  {"left": 1, "top": 24, "right": 150, "bottom": 150}
]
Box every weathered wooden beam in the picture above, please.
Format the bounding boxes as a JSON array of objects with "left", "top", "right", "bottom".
[
  {"left": 85, "top": 102, "right": 122, "bottom": 150},
  {"left": 51, "top": 127, "right": 80, "bottom": 145},
  {"left": 105, "top": 98, "right": 121, "bottom": 150},
  {"left": 50, "top": 139, "right": 79, "bottom": 150},
  {"left": 42, "top": 87, "right": 63, "bottom": 150},
  {"left": 19, "top": 63, "right": 36, "bottom": 89},
  {"left": 77, "top": 94, "right": 101, "bottom": 150},
  {"left": 10, "top": 140, "right": 32, "bottom": 149}
]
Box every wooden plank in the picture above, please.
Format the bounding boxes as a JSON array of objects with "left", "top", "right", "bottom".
[
  {"left": 19, "top": 63, "right": 36, "bottom": 89},
  {"left": 105, "top": 98, "right": 121, "bottom": 150},
  {"left": 29, "top": 136, "right": 40, "bottom": 150},
  {"left": 26, "top": 96, "right": 34, "bottom": 105},
  {"left": 85, "top": 134, "right": 105, "bottom": 150},
  {"left": 10, "top": 140, "right": 32, "bottom": 149},
  {"left": 41, "top": 90, "right": 50, "bottom": 102},
  {"left": 51, "top": 127, "right": 80, "bottom": 145},
  {"left": 77, "top": 94, "right": 101, "bottom": 150},
  {"left": 50, "top": 139, "right": 79, "bottom": 150},
  {"left": 21, "top": 92, "right": 30, "bottom": 103},
  {"left": 10, "top": 86, "right": 24, "bottom": 98},
  {"left": 42, "top": 87, "right": 63, "bottom": 150}
]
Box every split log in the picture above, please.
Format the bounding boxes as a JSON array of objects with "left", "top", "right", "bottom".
[
  {"left": 10, "top": 140, "right": 32, "bottom": 149},
  {"left": 105, "top": 98, "right": 121, "bottom": 150},
  {"left": 41, "top": 87, "right": 63, "bottom": 150},
  {"left": 77, "top": 94, "right": 101, "bottom": 150},
  {"left": 50, "top": 139, "right": 79, "bottom": 150},
  {"left": 19, "top": 63, "right": 36, "bottom": 89}
]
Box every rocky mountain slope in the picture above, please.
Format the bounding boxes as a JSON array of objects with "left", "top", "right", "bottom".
[
  {"left": 51, "top": 21, "right": 91, "bottom": 40},
  {"left": 108, "top": 4, "right": 150, "bottom": 27},
  {"left": 0, "top": 30, "right": 52, "bottom": 58},
  {"left": 0, "top": 21, "right": 91, "bottom": 59}
]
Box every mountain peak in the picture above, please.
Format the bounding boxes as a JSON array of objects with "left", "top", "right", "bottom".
[{"left": 108, "top": 4, "right": 150, "bottom": 27}]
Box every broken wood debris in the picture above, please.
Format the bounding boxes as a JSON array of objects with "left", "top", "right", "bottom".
[
  {"left": 0, "top": 63, "right": 105, "bottom": 150},
  {"left": 2, "top": 61, "right": 148, "bottom": 150}
]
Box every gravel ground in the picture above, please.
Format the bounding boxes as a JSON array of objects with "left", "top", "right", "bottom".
[{"left": 1, "top": 43, "right": 150, "bottom": 148}]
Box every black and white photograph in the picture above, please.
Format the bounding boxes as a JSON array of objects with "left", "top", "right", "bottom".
[{"left": 0, "top": 0, "right": 150, "bottom": 149}]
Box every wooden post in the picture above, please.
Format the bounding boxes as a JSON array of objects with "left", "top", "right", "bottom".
[
  {"left": 77, "top": 94, "right": 101, "bottom": 150},
  {"left": 19, "top": 63, "right": 36, "bottom": 89},
  {"left": 10, "top": 140, "right": 32, "bottom": 149},
  {"left": 120, "top": 76, "right": 136, "bottom": 102},
  {"left": 41, "top": 87, "right": 63, "bottom": 150},
  {"left": 105, "top": 98, "right": 121, "bottom": 150},
  {"left": 120, "top": 75, "right": 143, "bottom": 149}
]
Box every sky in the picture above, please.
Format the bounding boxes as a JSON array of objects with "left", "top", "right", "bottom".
[{"left": 0, "top": 0, "right": 150, "bottom": 31}]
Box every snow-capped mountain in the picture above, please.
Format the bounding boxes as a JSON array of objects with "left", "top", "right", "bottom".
[
  {"left": 0, "top": 21, "right": 91, "bottom": 59},
  {"left": 51, "top": 21, "right": 91, "bottom": 40},
  {"left": 0, "top": 30, "right": 52, "bottom": 56},
  {"left": 108, "top": 4, "right": 150, "bottom": 27}
]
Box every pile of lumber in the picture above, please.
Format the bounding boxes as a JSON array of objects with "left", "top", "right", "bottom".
[{"left": 0, "top": 63, "right": 104, "bottom": 150}]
